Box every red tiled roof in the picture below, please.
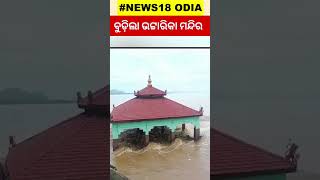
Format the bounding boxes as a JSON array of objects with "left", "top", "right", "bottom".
[
  {"left": 211, "top": 128, "right": 296, "bottom": 178},
  {"left": 112, "top": 77, "right": 202, "bottom": 122},
  {"left": 135, "top": 85, "right": 166, "bottom": 98},
  {"left": 78, "top": 85, "right": 109, "bottom": 108},
  {"left": 111, "top": 97, "right": 202, "bottom": 122},
  {"left": 6, "top": 113, "right": 108, "bottom": 180}
]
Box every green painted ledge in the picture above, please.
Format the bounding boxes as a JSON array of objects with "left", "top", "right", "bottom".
[
  {"left": 219, "top": 174, "right": 286, "bottom": 180},
  {"left": 111, "top": 116, "right": 200, "bottom": 139}
]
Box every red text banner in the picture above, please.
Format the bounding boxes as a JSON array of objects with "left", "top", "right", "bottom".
[{"left": 110, "top": 16, "right": 210, "bottom": 36}]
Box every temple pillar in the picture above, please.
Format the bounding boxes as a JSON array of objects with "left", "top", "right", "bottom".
[
  {"left": 182, "top": 124, "right": 186, "bottom": 131},
  {"left": 172, "top": 132, "right": 176, "bottom": 142},
  {"left": 144, "top": 135, "right": 150, "bottom": 146},
  {"left": 113, "top": 139, "right": 120, "bottom": 151},
  {"left": 194, "top": 127, "right": 200, "bottom": 141},
  {"left": 168, "top": 130, "right": 176, "bottom": 143}
]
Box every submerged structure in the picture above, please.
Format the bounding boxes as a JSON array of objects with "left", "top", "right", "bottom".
[
  {"left": 3, "top": 82, "right": 297, "bottom": 180},
  {"left": 111, "top": 76, "right": 203, "bottom": 150},
  {"left": 211, "top": 129, "right": 297, "bottom": 180},
  {"left": 5, "top": 86, "right": 109, "bottom": 180}
]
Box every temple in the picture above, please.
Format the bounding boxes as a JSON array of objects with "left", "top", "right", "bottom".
[
  {"left": 2, "top": 83, "right": 298, "bottom": 180},
  {"left": 111, "top": 76, "right": 203, "bottom": 150}
]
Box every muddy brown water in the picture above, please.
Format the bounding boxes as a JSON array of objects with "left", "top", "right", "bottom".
[{"left": 110, "top": 118, "right": 210, "bottom": 180}]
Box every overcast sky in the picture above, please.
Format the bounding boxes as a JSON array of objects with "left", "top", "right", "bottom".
[
  {"left": 0, "top": 1, "right": 107, "bottom": 99},
  {"left": 111, "top": 49, "right": 210, "bottom": 93},
  {"left": 214, "top": 0, "right": 320, "bottom": 99}
]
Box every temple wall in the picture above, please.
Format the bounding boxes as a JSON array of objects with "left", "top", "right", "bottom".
[
  {"left": 111, "top": 116, "right": 200, "bottom": 139},
  {"left": 217, "top": 174, "right": 286, "bottom": 180}
]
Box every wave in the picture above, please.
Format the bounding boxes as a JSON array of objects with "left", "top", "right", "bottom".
[{"left": 113, "top": 138, "right": 204, "bottom": 157}]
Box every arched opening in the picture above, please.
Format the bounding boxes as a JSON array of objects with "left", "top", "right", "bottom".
[
  {"left": 118, "top": 128, "right": 147, "bottom": 149},
  {"left": 112, "top": 118, "right": 201, "bottom": 151},
  {"left": 149, "top": 126, "right": 173, "bottom": 144}
]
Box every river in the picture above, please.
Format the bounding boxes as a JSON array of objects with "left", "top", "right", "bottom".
[{"left": 110, "top": 118, "right": 210, "bottom": 180}]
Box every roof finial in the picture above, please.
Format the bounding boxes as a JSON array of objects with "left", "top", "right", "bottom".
[
  {"left": 87, "top": 90, "right": 93, "bottom": 104},
  {"left": 199, "top": 107, "right": 204, "bottom": 115},
  {"left": 148, "top": 75, "right": 152, "bottom": 86},
  {"left": 76, "top": 91, "right": 82, "bottom": 104},
  {"left": 9, "top": 136, "right": 16, "bottom": 148}
]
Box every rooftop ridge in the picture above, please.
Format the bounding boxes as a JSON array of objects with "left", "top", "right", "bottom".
[
  {"left": 212, "top": 128, "right": 297, "bottom": 177},
  {"left": 111, "top": 114, "right": 201, "bottom": 123},
  {"left": 213, "top": 129, "right": 292, "bottom": 163},
  {"left": 134, "top": 86, "right": 166, "bottom": 98},
  {"left": 12, "top": 114, "right": 90, "bottom": 178},
  {"left": 111, "top": 78, "right": 202, "bottom": 122},
  {"left": 77, "top": 85, "right": 109, "bottom": 111},
  {"left": 111, "top": 97, "right": 202, "bottom": 122},
  {"left": 7, "top": 114, "right": 108, "bottom": 179},
  {"left": 111, "top": 97, "right": 137, "bottom": 111},
  {"left": 92, "top": 85, "right": 109, "bottom": 97},
  {"left": 163, "top": 97, "right": 203, "bottom": 114},
  {"left": 9, "top": 113, "right": 85, "bottom": 150}
]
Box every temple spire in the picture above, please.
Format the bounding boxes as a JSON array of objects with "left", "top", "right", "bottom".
[{"left": 148, "top": 75, "right": 152, "bottom": 86}]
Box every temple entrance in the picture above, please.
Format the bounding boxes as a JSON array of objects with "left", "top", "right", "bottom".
[
  {"left": 112, "top": 128, "right": 147, "bottom": 151},
  {"left": 149, "top": 126, "right": 175, "bottom": 144},
  {"left": 113, "top": 126, "right": 176, "bottom": 151},
  {"left": 111, "top": 76, "right": 203, "bottom": 151},
  {"left": 112, "top": 122, "right": 201, "bottom": 151}
]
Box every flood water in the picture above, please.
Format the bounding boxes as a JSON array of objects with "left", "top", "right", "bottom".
[
  {"left": 110, "top": 118, "right": 210, "bottom": 180},
  {"left": 110, "top": 93, "right": 211, "bottom": 180}
]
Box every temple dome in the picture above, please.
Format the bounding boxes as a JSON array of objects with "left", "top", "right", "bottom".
[{"left": 134, "top": 75, "right": 167, "bottom": 98}]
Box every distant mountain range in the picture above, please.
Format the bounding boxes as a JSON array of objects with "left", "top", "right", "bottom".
[
  {"left": 110, "top": 89, "right": 200, "bottom": 95},
  {"left": 0, "top": 88, "right": 74, "bottom": 105},
  {"left": 0, "top": 88, "right": 201, "bottom": 104},
  {"left": 110, "top": 89, "right": 131, "bottom": 95}
]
